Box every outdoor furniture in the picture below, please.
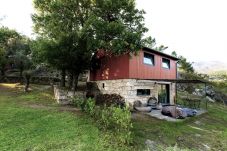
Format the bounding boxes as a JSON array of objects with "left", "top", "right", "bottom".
[
  {"left": 181, "top": 96, "right": 201, "bottom": 109},
  {"left": 134, "top": 100, "right": 152, "bottom": 112},
  {"left": 147, "top": 97, "right": 158, "bottom": 109}
]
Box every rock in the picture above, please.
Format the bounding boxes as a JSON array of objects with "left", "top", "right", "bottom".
[
  {"left": 202, "top": 144, "right": 210, "bottom": 151},
  {"left": 134, "top": 106, "right": 152, "bottom": 112},
  {"left": 145, "top": 139, "right": 158, "bottom": 151},
  {"left": 206, "top": 96, "right": 215, "bottom": 103},
  {"left": 194, "top": 120, "right": 202, "bottom": 125}
]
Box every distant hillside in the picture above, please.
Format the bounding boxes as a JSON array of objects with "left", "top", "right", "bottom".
[{"left": 193, "top": 61, "right": 227, "bottom": 74}]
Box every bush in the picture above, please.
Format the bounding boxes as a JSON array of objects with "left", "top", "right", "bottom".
[
  {"left": 96, "top": 94, "right": 125, "bottom": 108},
  {"left": 100, "top": 106, "right": 133, "bottom": 144},
  {"left": 71, "top": 96, "right": 133, "bottom": 145},
  {"left": 71, "top": 97, "right": 86, "bottom": 111},
  {"left": 84, "top": 98, "right": 96, "bottom": 116}
]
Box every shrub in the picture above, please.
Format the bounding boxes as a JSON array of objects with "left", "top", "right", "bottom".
[
  {"left": 84, "top": 98, "right": 96, "bottom": 116},
  {"left": 100, "top": 106, "right": 133, "bottom": 144},
  {"left": 95, "top": 94, "right": 125, "bottom": 108},
  {"left": 71, "top": 97, "right": 86, "bottom": 111},
  {"left": 71, "top": 96, "right": 133, "bottom": 145}
]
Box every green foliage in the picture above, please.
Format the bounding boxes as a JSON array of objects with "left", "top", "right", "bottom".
[
  {"left": 0, "top": 26, "right": 32, "bottom": 78},
  {"left": 32, "top": 0, "right": 150, "bottom": 78},
  {"left": 71, "top": 96, "right": 133, "bottom": 145},
  {"left": 0, "top": 84, "right": 132, "bottom": 151},
  {"left": 100, "top": 106, "right": 133, "bottom": 144},
  {"left": 71, "top": 97, "right": 86, "bottom": 111},
  {"left": 84, "top": 97, "right": 96, "bottom": 116},
  {"left": 178, "top": 56, "right": 194, "bottom": 73},
  {"left": 144, "top": 37, "right": 168, "bottom": 52},
  {"left": 0, "top": 27, "right": 20, "bottom": 75}
]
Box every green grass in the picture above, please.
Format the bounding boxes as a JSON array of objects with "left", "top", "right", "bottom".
[
  {"left": 1, "top": 83, "right": 227, "bottom": 151},
  {"left": 0, "top": 84, "right": 130, "bottom": 151},
  {"left": 132, "top": 103, "right": 227, "bottom": 150}
]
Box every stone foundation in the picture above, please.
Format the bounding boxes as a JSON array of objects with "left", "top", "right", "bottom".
[{"left": 89, "top": 79, "right": 176, "bottom": 107}]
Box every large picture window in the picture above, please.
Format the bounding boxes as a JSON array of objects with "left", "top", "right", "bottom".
[
  {"left": 143, "top": 52, "right": 155, "bottom": 66},
  {"left": 162, "top": 58, "right": 170, "bottom": 69}
]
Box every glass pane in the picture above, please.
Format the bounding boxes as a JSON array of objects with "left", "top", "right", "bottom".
[
  {"left": 162, "top": 58, "right": 170, "bottom": 69},
  {"left": 144, "top": 53, "right": 154, "bottom": 65},
  {"left": 162, "top": 62, "right": 169, "bottom": 68},
  {"left": 144, "top": 57, "right": 153, "bottom": 65}
]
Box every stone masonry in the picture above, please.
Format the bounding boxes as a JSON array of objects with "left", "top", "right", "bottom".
[{"left": 90, "top": 79, "right": 176, "bottom": 107}]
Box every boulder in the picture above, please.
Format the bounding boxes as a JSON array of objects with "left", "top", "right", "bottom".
[{"left": 161, "top": 106, "right": 187, "bottom": 118}]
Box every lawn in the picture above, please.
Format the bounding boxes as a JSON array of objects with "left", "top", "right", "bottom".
[
  {"left": 0, "top": 83, "right": 227, "bottom": 151},
  {"left": 0, "top": 84, "right": 131, "bottom": 151}
]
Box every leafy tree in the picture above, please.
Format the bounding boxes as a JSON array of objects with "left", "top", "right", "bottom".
[
  {"left": 32, "top": 0, "right": 150, "bottom": 89},
  {"left": 32, "top": 0, "right": 93, "bottom": 88},
  {"left": 171, "top": 51, "right": 194, "bottom": 73},
  {"left": 171, "top": 51, "right": 177, "bottom": 57},
  {"left": 144, "top": 37, "right": 168, "bottom": 52},
  {"left": 0, "top": 48, "right": 7, "bottom": 77},
  {"left": 0, "top": 27, "right": 21, "bottom": 76},
  {"left": 178, "top": 56, "right": 194, "bottom": 73}
]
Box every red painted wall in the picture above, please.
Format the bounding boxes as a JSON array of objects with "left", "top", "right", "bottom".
[
  {"left": 90, "top": 54, "right": 130, "bottom": 81},
  {"left": 129, "top": 50, "right": 177, "bottom": 79},
  {"left": 90, "top": 49, "right": 177, "bottom": 81}
]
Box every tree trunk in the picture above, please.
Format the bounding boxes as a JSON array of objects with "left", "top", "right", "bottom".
[
  {"left": 73, "top": 72, "right": 79, "bottom": 93},
  {"left": 1, "top": 69, "right": 5, "bottom": 76},
  {"left": 19, "top": 61, "right": 24, "bottom": 77},
  {"left": 19, "top": 68, "right": 23, "bottom": 77},
  {"left": 24, "top": 75, "right": 30, "bottom": 92},
  {"left": 19, "top": 66, "right": 24, "bottom": 84},
  {"left": 67, "top": 71, "right": 73, "bottom": 89},
  {"left": 60, "top": 68, "right": 66, "bottom": 87}
]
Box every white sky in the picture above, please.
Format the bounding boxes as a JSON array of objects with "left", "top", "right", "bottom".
[{"left": 0, "top": 0, "right": 227, "bottom": 64}]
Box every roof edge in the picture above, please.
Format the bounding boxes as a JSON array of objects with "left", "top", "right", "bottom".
[{"left": 142, "top": 47, "right": 180, "bottom": 61}]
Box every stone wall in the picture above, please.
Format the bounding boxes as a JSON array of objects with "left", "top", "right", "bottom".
[
  {"left": 89, "top": 79, "right": 176, "bottom": 106},
  {"left": 53, "top": 85, "right": 85, "bottom": 105}
]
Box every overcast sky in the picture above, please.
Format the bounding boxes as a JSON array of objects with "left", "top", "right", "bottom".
[{"left": 0, "top": 0, "right": 227, "bottom": 64}]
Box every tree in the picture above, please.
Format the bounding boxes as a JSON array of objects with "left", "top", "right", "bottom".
[
  {"left": 0, "top": 27, "right": 21, "bottom": 76},
  {"left": 32, "top": 0, "right": 150, "bottom": 89},
  {"left": 32, "top": 0, "right": 93, "bottom": 88},
  {"left": 144, "top": 37, "right": 168, "bottom": 52},
  {"left": 178, "top": 56, "right": 194, "bottom": 73},
  {"left": 171, "top": 51, "right": 194, "bottom": 73},
  {"left": 0, "top": 48, "right": 7, "bottom": 77},
  {"left": 171, "top": 51, "right": 177, "bottom": 57}
]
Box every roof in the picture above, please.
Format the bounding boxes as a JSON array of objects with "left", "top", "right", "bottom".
[
  {"left": 142, "top": 47, "right": 180, "bottom": 61},
  {"left": 143, "top": 79, "right": 207, "bottom": 84}
]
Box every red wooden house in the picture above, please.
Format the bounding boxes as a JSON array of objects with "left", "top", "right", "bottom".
[{"left": 89, "top": 47, "right": 179, "bottom": 106}]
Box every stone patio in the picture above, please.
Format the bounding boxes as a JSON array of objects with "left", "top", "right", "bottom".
[{"left": 146, "top": 109, "right": 207, "bottom": 122}]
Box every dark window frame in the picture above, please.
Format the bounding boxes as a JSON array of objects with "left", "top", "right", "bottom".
[
  {"left": 137, "top": 89, "right": 151, "bottom": 96},
  {"left": 143, "top": 52, "right": 155, "bottom": 66},
  {"left": 162, "top": 58, "right": 170, "bottom": 69}
]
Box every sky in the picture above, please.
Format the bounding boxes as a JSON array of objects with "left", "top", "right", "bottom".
[{"left": 0, "top": 0, "right": 227, "bottom": 64}]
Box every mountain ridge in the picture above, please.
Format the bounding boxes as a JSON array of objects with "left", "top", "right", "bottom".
[{"left": 193, "top": 61, "right": 227, "bottom": 74}]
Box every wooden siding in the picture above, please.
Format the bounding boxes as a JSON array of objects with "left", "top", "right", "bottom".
[
  {"left": 90, "top": 49, "right": 177, "bottom": 81},
  {"left": 90, "top": 54, "right": 130, "bottom": 81},
  {"left": 129, "top": 50, "right": 177, "bottom": 79}
]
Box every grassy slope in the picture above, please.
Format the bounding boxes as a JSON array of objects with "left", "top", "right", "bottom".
[
  {"left": 0, "top": 84, "right": 129, "bottom": 151},
  {"left": 133, "top": 103, "right": 227, "bottom": 150},
  {"left": 0, "top": 84, "right": 227, "bottom": 151}
]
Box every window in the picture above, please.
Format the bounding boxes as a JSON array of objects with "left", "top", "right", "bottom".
[
  {"left": 162, "top": 58, "right": 170, "bottom": 69},
  {"left": 143, "top": 52, "right": 154, "bottom": 65},
  {"left": 137, "top": 89, "right": 151, "bottom": 96}
]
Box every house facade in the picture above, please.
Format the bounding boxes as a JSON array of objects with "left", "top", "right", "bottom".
[{"left": 89, "top": 47, "right": 179, "bottom": 106}]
